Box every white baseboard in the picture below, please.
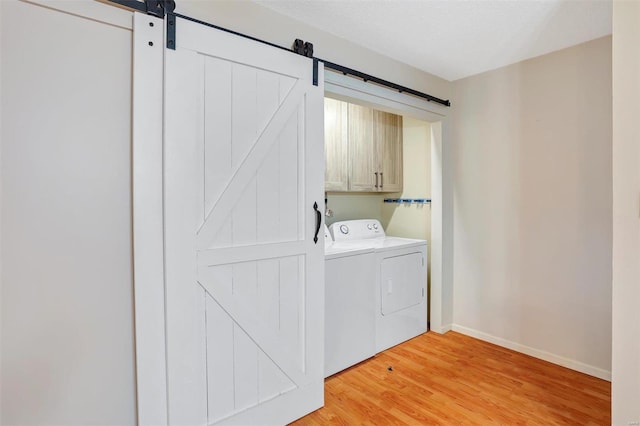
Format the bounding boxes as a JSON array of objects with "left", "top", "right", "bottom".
[
  {"left": 430, "top": 323, "right": 452, "bottom": 334},
  {"left": 451, "top": 324, "right": 611, "bottom": 381}
]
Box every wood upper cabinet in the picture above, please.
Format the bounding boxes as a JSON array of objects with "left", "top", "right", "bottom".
[
  {"left": 347, "top": 103, "right": 377, "bottom": 191},
  {"left": 324, "top": 98, "right": 349, "bottom": 191},
  {"left": 374, "top": 110, "right": 403, "bottom": 192},
  {"left": 324, "top": 98, "right": 403, "bottom": 192}
]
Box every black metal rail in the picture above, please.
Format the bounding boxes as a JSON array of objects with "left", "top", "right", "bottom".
[
  {"left": 171, "top": 13, "right": 293, "bottom": 55},
  {"left": 320, "top": 60, "right": 450, "bottom": 106}
]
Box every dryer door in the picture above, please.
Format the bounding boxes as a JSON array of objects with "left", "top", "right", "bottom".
[{"left": 380, "top": 252, "right": 424, "bottom": 315}]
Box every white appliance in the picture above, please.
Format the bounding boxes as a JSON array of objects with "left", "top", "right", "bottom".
[
  {"left": 330, "top": 219, "right": 428, "bottom": 352},
  {"left": 323, "top": 225, "right": 376, "bottom": 377}
]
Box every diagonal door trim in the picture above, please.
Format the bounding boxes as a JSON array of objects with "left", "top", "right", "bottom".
[
  {"left": 198, "top": 280, "right": 307, "bottom": 386},
  {"left": 196, "top": 81, "right": 306, "bottom": 250}
]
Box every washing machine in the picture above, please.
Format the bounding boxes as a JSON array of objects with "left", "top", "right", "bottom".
[
  {"left": 330, "top": 219, "right": 428, "bottom": 353},
  {"left": 323, "top": 225, "right": 376, "bottom": 377}
]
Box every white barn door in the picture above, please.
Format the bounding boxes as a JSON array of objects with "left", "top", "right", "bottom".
[{"left": 162, "top": 16, "right": 324, "bottom": 425}]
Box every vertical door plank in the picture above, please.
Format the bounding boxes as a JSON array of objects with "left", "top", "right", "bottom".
[
  {"left": 257, "top": 260, "right": 280, "bottom": 332},
  {"left": 296, "top": 106, "right": 306, "bottom": 242},
  {"left": 279, "top": 113, "right": 299, "bottom": 242},
  {"left": 257, "top": 259, "right": 285, "bottom": 401},
  {"left": 233, "top": 323, "right": 259, "bottom": 411},
  {"left": 232, "top": 64, "right": 257, "bottom": 167},
  {"left": 257, "top": 70, "right": 280, "bottom": 135},
  {"left": 232, "top": 262, "right": 258, "bottom": 306},
  {"left": 279, "top": 75, "right": 295, "bottom": 104},
  {"left": 232, "top": 177, "right": 258, "bottom": 246},
  {"left": 256, "top": 70, "right": 281, "bottom": 244},
  {"left": 280, "top": 256, "right": 302, "bottom": 369},
  {"left": 257, "top": 144, "right": 280, "bottom": 244},
  {"left": 204, "top": 57, "right": 233, "bottom": 250},
  {"left": 231, "top": 64, "right": 258, "bottom": 248},
  {"left": 201, "top": 265, "right": 232, "bottom": 302},
  {"left": 277, "top": 72, "right": 297, "bottom": 243},
  {"left": 204, "top": 57, "right": 232, "bottom": 218},
  {"left": 233, "top": 260, "right": 259, "bottom": 411},
  {"left": 209, "top": 217, "right": 233, "bottom": 249},
  {"left": 206, "top": 294, "right": 235, "bottom": 422}
]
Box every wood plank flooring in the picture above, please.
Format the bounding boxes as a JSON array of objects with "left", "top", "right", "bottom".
[{"left": 292, "top": 331, "right": 610, "bottom": 425}]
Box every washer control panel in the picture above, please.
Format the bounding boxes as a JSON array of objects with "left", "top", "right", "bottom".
[{"left": 330, "top": 219, "right": 385, "bottom": 242}]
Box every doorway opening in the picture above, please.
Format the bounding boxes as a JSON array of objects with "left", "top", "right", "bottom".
[{"left": 323, "top": 70, "right": 450, "bottom": 333}]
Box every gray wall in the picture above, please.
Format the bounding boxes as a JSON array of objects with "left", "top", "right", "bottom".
[
  {"left": 612, "top": 2, "right": 640, "bottom": 423},
  {"left": 0, "top": 1, "right": 136, "bottom": 424},
  {"left": 451, "top": 36, "right": 612, "bottom": 377}
]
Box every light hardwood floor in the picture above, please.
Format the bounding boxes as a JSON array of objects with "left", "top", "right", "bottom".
[{"left": 292, "top": 331, "right": 610, "bottom": 425}]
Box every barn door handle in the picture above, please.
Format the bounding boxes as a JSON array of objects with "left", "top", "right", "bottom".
[{"left": 313, "top": 202, "right": 321, "bottom": 244}]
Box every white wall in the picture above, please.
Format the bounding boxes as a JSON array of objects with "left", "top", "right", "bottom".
[
  {"left": 0, "top": 1, "right": 136, "bottom": 424},
  {"left": 451, "top": 36, "right": 612, "bottom": 379},
  {"left": 612, "top": 1, "right": 640, "bottom": 423}
]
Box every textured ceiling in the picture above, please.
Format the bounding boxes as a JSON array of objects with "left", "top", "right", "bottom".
[{"left": 254, "top": 0, "right": 612, "bottom": 81}]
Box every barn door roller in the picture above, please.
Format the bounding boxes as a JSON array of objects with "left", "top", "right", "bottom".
[{"left": 145, "top": 0, "right": 175, "bottom": 17}]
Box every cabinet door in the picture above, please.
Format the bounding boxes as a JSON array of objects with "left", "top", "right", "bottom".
[
  {"left": 375, "top": 110, "right": 403, "bottom": 192},
  {"left": 348, "top": 104, "right": 377, "bottom": 191},
  {"left": 324, "top": 98, "right": 348, "bottom": 191}
]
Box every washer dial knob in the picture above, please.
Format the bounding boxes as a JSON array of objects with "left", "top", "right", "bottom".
[{"left": 339, "top": 225, "right": 349, "bottom": 235}]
